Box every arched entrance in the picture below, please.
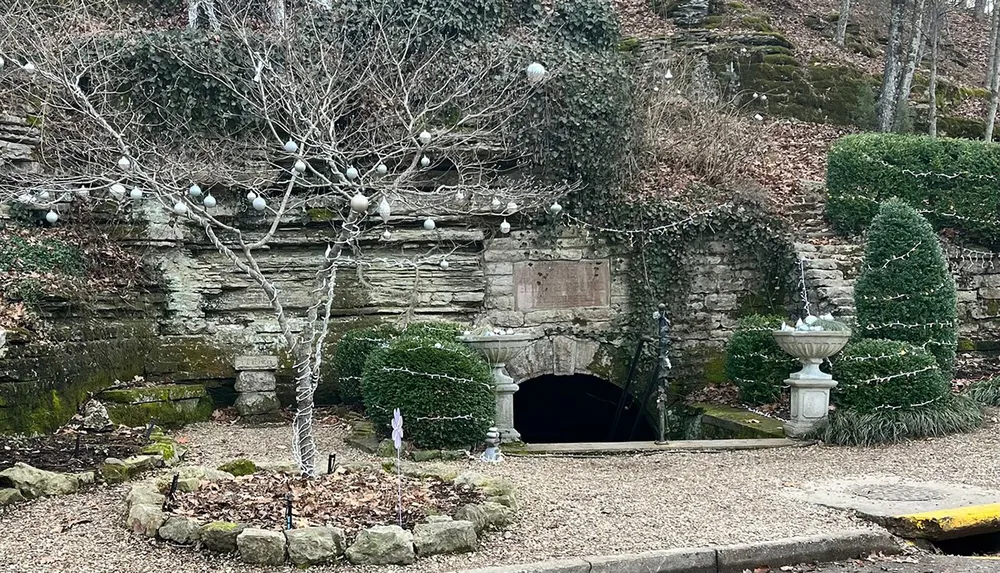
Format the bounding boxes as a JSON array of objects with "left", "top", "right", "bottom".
[{"left": 513, "top": 374, "right": 656, "bottom": 443}]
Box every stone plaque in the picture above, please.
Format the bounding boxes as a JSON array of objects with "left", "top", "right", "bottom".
[
  {"left": 234, "top": 355, "right": 279, "bottom": 372},
  {"left": 513, "top": 260, "right": 611, "bottom": 311}
]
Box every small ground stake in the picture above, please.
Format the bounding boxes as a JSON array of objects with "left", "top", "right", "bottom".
[
  {"left": 327, "top": 453, "right": 336, "bottom": 474},
  {"left": 143, "top": 420, "right": 156, "bottom": 440},
  {"left": 162, "top": 473, "right": 179, "bottom": 510},
  {"left": 72, "top": 434, "right": 81, "bottom": 458},
  {"left": 285, "top": 492, "right": 293, "bottom": 530}
]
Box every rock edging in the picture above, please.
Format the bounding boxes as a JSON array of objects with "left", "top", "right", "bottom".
[{"left": 122, "top": 460, "right": 517, "bottom": 567}]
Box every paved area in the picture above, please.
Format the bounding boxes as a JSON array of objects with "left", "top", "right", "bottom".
[
  {"left": 801, "top": 555, "right": 1000, "bottom": 572},
  {"left": 783, "top": 477, "right": 1000, "bottom": 519}
]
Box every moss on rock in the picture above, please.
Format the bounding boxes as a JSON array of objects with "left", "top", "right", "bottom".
[{"left": 217, "top": 458, "right": 258, "bottom": 476}]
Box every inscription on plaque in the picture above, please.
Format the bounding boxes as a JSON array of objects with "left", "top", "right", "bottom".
[{"left": 513, "top": 260, "right": 611, "bottom": 311}]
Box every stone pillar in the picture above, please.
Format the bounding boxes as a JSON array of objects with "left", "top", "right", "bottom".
[
  {"left": 492, "top": 362, "right": 521, "bottom": 443},
  {"left": 234, "top": 355, "right": 281, "bottom": 424},
  {"left": 784, "top": 378, "right": 837, "bottom": 438}
]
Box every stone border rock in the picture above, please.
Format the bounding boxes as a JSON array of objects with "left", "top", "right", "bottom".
[
  {"left": 123, "top": 459, "right": 517, "bottom": 567},
  {"left": 0, "top": 427, "right": 184, "bottom": 506}
]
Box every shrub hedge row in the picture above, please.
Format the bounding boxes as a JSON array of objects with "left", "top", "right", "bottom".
[{"left": 826, "top": 133, "right": 1000, "bottom": 243}]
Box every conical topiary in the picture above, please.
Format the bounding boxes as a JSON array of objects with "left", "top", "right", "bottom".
[{"left": 854, "top": 198, "right": 957, "bottom": 377}]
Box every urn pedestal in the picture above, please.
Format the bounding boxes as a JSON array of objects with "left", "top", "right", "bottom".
[
  {"left": 458, "top": 334, "right": 535, "bottom": 443},
  {"left": 772, "top": 331, "right": 851, "bottom": 438}
]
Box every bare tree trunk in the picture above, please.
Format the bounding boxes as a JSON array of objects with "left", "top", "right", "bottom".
[
  {"left": 878, "top": 0, "right": 909, "bottom": 131},
  {"left": 893, "top": 0, "right": 928, "bottom": 130},
  {"left": 989, "top": 2, "right": 1000, "bottom": 88},
  {"left": 267, "top": 0, "right": 285, "bottom": 26},
  {"left": 928, "top": 1, "right": 942, "bottom": 137},
  {"left": 835, "top": 0, "right": 852, "bottom": 46},
  {"left": 187, "top": 0, "right": 220, "bottom": 30},
  {"left": 986, "top": 21, "right": 1000, "bottom": 140}
]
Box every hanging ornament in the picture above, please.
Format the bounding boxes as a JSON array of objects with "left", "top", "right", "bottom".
[
  {"left": 203, "top": 194, "right": 217, "bottom": 208},
  {"left": 376, "top": 163, "right": 388, "bottom": 175},
  {"left": 22, "top": 61, "right": 36, "bottom": 73},
  {"left": 506, "top": 201, "right": 518, "bottom": 213},
  {"left": 294, "top": 159, "right": 307, "bottom": 173},
  {"left": 283, "top": 140, "right": 298, "bottom": 153},
  {"left": 76, "top": 188, "right": 90, "bottom": 198},
  {"left": 247, "top": 191, "right": 258, "bottom": 201},
  {"left": 525, "top": 62, "right": 546, "bottom": 83},
  {"left": 550, "top": 202, "right": 563, "bottom": 215},
  {"left": 378, "top": 197, "right": 392, "bottom": 224},
  {"left": 760, "top": 94, "right": 768, "bottom": 101},
  {"left": 110, "top": 184, "right": 126, "bottom": 199},
  {"left": 754, "top": 114, "right": 764, "bottom": 122},
  {"left": 491, "top": 197, "right": 501, "bottom": 210},
  {"left": 346, "top": 166, "right": 359, "bottom": 180},
  {"left": 665, "top": 69, "right": 673, "bottom": 80},
  {"left": 45, "top": 210, "right": 58, "bottom": 224},
  {"left": 420, "top": 156, "right": 430, "bottom": 168},
  {"left": 130, "top": 187, "right": 143, "bottom": 200},
  {"left": 418, "top": 131, "right": 432, "bottom": 145},
  {"left": 252, "top": 197, "right": 267, "bottom": 211},
  {"left": 0, "top": 56, "right": 5, "bottom": 72},
  {"left": 423, "top": 218, "right": 436, "bottom": 230},
  {"left": 500, "top": 219, "right": 511, "bottom": 234},
  {"left": 455, "top": 190, "right": 465, "bottom": 202},
  {"left": 38, "top": 190, "right": 50, "bottom": 200},
  {"left": 188, "top": 184, "right": 202, "bottom": 197},
  {"left": 381, "top": 230, "right": 392, "bottom": 240},
  {"left": 117, "top": 156, "right": 131, "bottom": 170},
  {"left": 173, "top": 201, "right": 188, "bottom": 215},
  {"left": 439, "top": 259, "right": 449, "bottom": 270},
  {"left": 350, "top": 192, "right": 369, "bottom": 213}
]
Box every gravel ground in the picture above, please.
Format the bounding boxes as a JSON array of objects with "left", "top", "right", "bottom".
[{"left": 2, "top": 413, "right": 1000, "bottom": 573}]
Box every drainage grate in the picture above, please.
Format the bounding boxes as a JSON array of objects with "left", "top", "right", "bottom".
[{"left": 932, "top": 532, "right": 1000, "bottom": 556}]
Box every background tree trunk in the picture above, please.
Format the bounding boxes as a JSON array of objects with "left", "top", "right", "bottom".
[
  {"left": 976, "top": 0, "right": 988, "bottom": 22},
  {"left": 835, "top": 0, "right": 852, "bottom": 46},
  {"left": 986, "top": 21, "right": 1000, "bottom": 140},
  {"left": 878, "top": 0, "right": 910, "bottom": 131},
  {"left": 268, "top": 0, "right": 285, "bottom": 25},
  {"left": 990, "top": 2, "right": 1000, "bottom": 88},
  {"left": 928, "top": 1, "right": 943, "bottom": 137},
  {"left": 893, "top": 0, "right": 928, "bottom": 131}
]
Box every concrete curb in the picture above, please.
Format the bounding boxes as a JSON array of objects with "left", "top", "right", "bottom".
[{"left": 452, "top": 530, "right": 901, "bottom": 573}]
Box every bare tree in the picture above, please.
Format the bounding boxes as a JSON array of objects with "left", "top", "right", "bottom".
[
  {"left": 877, "top": 0, "right": 910, "bottom": 131},
  {"left": 188, "top": 0, "right": 221, "bottom": 30},
  {"left": 928, "top": 0, "right": 948, "bottom": 137},
  {"left": 0, "top": 0, "right": 565, "bottom": 475},
  {"left": 835, "top": 0, "right": 852, "bottom": 46},
  {"left": 893, "top": 0, "right": 928, "bottom": 130},
  {"left": 976, "top": 0, "right": 988, "bottom": 21}
]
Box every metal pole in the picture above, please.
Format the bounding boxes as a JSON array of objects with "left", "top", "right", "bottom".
[
  {"left": 608, "top": 335, "right": 650, "bottom": 441},
  {"left": 629, "top": 304, "right": 671, "bottom": 441}
]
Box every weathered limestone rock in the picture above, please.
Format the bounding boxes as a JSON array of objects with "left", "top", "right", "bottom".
[
  {"left": 237, "top": 528, "right": 287, "bottom": 565},
  {"left": 285, "top": 526, "right": 346, "bottom": 565},
  {"left": 125, "top": 483, "right": 165, "bottom": 510},
  {"left": 413, "top": 520, "right": 478, "bottom": 556},
  {"left": 454, "top": 502, "right": 513, "bottom": 533},
  {"left": 155, "top": 465, "right": 234, "bottom": 491},
  {"left": 0, "top": 488, "right": 25, "bottom": 506},
  {"left": 80, "top": 399, "right": 113, "bottom": 431},
  {"left": 234, "top": 356, "right": 281, "bottom": 421},
  {"left": 235, "top": 392, "right": 280, "bottom": 416},
  {"left": 200, "top": 521, "right": 245, "bottom": 553},
  {"left": 426, "top": 515, "right": 454, "bottom": 523},
  {"left": 126, "top": 503, "right": 165, "bottom": 537},
  {"left": 158, "top": 516, "right": 201, "bottom": 544},
  {"left": 0, "top": 462, "right": 80, "bottom": 498},
  {"left": 346, "top": 525, "right": 415, "bottom": 565},
  {"left": 234, "top": 370, "right": 277, "bottom": 392}
]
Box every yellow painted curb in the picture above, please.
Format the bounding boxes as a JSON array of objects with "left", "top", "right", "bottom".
[{"left": 893, "top": 503, "right": 1000, "bottom": 539}]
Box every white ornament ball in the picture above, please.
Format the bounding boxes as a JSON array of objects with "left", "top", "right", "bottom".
[
  {"left": 173, "top": 201, "right": 188, "bottom": 215},
  {"left": 350, "top": 192, "right": 369, "bottom": 213},
  {"left": 130, "top": 187, "right": 143, "bottom": 200},
  {"left": 117, "top": 156, "right": 131, "bottom": 170},
  {"left": 440, "top": 259, "right": 449, "bottom": 269},
  {"left": 188, "top": 184, "right": 202, "bottom": 197},
  {"left": 203, "top": 194, "right": 217, "bottom": 208},
  {"left": 252, "top": 197, "right": 267, "bottom": 211},
  {"left": 506, "top": 201, "right": 518, "bottom": 212},
  {"left": 376, "top": 163, "right": 388, "bottom": 175},
  {"left": 418, "top": 130, "right": 432, "bottom": 145},
  {"left": 754, "top": 114, "right": 764, "bottom": 122},
  {"left": 38, "top": 190, "right": 50, "bottom": 200},
  {"left": 500, "top": 219, "right": 511, "bottom": 234},
  {"left": 283, "top": 140, "right": 298, "bottom": 153},
  {"left": 110, "top": 184, "right": 126, "bottom": 199},
  {"left": 760, "top": 94, "right": 768, "bottom": 101},
  {"left": 76, "top": 188, "right": 90, "bottom": 198},
  {"left": 491, "top": 197, "right": 501, "bottom": 210},
  {"left": 0, "top": 56, "right": 4, "bottom": 72},
  {"left": 455, "top": 190, "right": 465, "bottom": 202},
  {"left": 423, "top": 218, "right": 436, "bottom": 230},
  {"left": 550, "top": 202, "right": 563, "bottom": 215},
  {"left": 23, "top": 61, "right": 36, "bottom": 73},
  {"left": 420, "top": 156, "right": 430, "bottom": 168},
  {"left": 346, "top": 166, "right": 359, "bottom": 180},
  {"left": 294, "top": 159, "right": 307, "bottom": 173},
  {"left": 381, "top": 230, "right": 392, "bottom": 240},
  {"left": 526, "top": 62, "right": 546, "bottom": 83},
  {"left": 45, "top": 210, "right": 58, "bottom": 224},
  {"left": 247, "top": 191, "right": 257, "bottom": 201}
]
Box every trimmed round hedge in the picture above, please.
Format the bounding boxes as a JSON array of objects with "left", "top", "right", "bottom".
[
  {"left": 331, "top": 324, "right": 400, "bottom": 405},
  {"left": 831, "top": 339, "right": 949, "bottom": 413},
  {"left": 361, "top": 337, "right": 493, "bottom": 449},
  {"left": 854, "top": 198, "right": 958, "bottom": 377},
  {"left": 402, "top": 321, "right": 464, "bottom": 343},
  {"left": 725, "top": 314, "right": 799, "bottom": 405}
]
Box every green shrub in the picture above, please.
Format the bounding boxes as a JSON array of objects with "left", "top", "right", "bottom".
[
  {"left": 332, "top": 324, "right": 400, "bottom": 405},
  {"left": 402, "top": 321, "right": 465, "bottom": 343},
  {"left": 853, "top": 199, "right": 958, "bottom": 376},
  {"left": 725, "top": 315, "right": 799, "bottom": 405},
  {"left": 361, "top": 337, "right": 493, "bottom": 449},
  {"left": 825, "top": 134, "right": 1000, "bottom": 241},
  {"left": 548, "top": 0, "right": 620, "bottom": 50},
  {"left": 965, "top": 378, "right": 1000, "bottom": 406},
  {"left": 814, "top": 393, "right": 982, "bottom": 446},
  {"left": 831, "top": 339, "right": 949, "bottom": 413}
]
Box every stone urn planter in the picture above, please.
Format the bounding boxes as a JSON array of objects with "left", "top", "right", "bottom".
[
  {"left": 772, "top": 329, "right": 851, "bottom": 438},
  {"left": 458, "top": 332, "right": 535, "bottom": 443}
]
